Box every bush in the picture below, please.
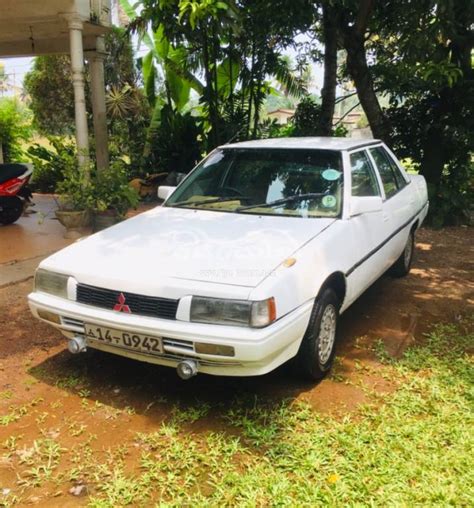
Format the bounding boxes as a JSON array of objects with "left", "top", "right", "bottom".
[
  {"left": 427, "top": 159, "right": 474, "bottom": 228},
  {"left": 259, "top": 118, "right": 296, "bottom": 138},
  {"left": 55, "top": 156, "right": 92, "bottom": 211},
  {"left": 28, "top": 138, "right": 76, "bottom": 192},
  {"left": 89, "top": 160, "right": 139, "bottom": 216},
  {"left": 147, "top": 106, "right": 202, "bottom": 174}
]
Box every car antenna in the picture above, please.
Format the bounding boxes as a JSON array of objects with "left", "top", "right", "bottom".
[{"left": 224, "top": 126, "right": 247, "bottom": 145}]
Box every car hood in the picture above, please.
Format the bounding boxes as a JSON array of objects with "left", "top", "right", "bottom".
[{"left": 41, "top": 207, "right": 335, "bottom": 293}]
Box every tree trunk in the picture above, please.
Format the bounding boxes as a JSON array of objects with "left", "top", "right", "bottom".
[
  {"left": 212, "top": 21, "right": 221, "bottom": 144},
  {"left": 202, "top": 27, "right": 219, "bottom": 149},
  {"left": 228, "top": 30, "right": 234, "bottom": 116},
  {"left": 420, "top": 128, "right": 445, "bottom": 187},
  {"left": 252, "top": 53, "right": 263, "bottom": 138},
  {"left": 419, "top": 88, "right": 452, "bottom": 187},
  {"left": 344, "top": 30, "right": 390, "bottom": 143},
  {"left": 246, "top": 42, "right": 256, "bottom": 139},
  {"left": 317, "top": 2, "right": 338, "bottom": 136}
]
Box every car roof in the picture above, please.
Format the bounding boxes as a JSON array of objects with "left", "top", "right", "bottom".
[{"left": 220, "top": 137, "right": 382, "bottom": 151}]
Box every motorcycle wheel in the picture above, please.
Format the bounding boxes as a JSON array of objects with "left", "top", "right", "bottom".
[{"left": 0, "top": 196, "right": 24, "bottom": 225}]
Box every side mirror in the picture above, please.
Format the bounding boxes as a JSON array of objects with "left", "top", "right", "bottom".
[
  {"left": 158, "top": 186, "right": 176, "bottom": 201},
  {"left": 350, "top": 196, "right": 383, "bottom": 217}
]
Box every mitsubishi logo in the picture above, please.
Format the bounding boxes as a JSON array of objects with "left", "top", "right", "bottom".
[{"left": 113, "top": 293, "right": 131, "bottom": 313}]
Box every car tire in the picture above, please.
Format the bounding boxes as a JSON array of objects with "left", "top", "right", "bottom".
[
  {"left": 390, "top": 229, "right": 415, "bottom": 278},
  {"left": 296, "top": 287, "right": 339, "bottom": 381}
]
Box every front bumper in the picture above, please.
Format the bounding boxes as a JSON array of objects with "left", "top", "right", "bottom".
[{"left": 28, "top": 292, "right": 313, "bottom": 376}]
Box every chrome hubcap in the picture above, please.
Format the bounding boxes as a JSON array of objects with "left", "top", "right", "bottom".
[
  {"left": 404, "top": 235, "right": 413, "bottom": 268},
  {"left": 318, "top": 304, "right": 337, "bottom": 364}
]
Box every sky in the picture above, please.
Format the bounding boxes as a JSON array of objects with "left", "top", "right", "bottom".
[{"left": 1, "top": 57, "right": 33, "bottom": 95}]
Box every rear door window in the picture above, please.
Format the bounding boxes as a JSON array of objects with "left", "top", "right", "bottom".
[{"left": 369, "top": 147, "right": 404, "bottom": 199}]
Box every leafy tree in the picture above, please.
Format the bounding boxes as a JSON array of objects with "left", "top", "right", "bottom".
[
  {"left": 104, "top": 28, "right": 151, "bottom": 175},
  {"left": 126, "top": 0, "right": 313, "bottom": 148},
  {"left": 0, "top": 98, "right": 32, "bottom": 162},
  {"left": 334, "top": 0, "right": 390, "bottom": 142},
  {"left": 370, "top": 0, "right": 473, "bottom": 224},
  {"left": 233, "top": 0, "right": 314, "bottom": 140},
  {"left": 24, "top": 56, "right": 76, "bottom": 135},
  {"left": 292, "top": 96, "right": 322, "bottom": 136},
  {"left": 24, "top": 28, "right": 150, "bottom": 177}
]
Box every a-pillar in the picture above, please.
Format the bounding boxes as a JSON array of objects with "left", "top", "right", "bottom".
[
  {"left": 88, "top": 36, "right": 109, "bottom": 172},
  {"left": 67, "top": 16, "right": 90, "bottom": 173}
]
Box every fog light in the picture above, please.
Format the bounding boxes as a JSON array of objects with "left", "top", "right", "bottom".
[
  {"left": 37, "top": 309, "right": 61, "bottom": 324},
  {"left": 68, "top": 336, "right": 87, "bottom": 354},
  {"left": 176, "top": 360, "right": 198, "bottom": 380},
  {"left": 195, "top": 343, "right": 235, "bottom": 357}
]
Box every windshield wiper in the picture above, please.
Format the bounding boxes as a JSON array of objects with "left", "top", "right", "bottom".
[
  {"left": 171, "top": 196, "right": 247, "bottom": 208},
  {"left": 236, "top": 193, "right": 326, "bottom": 212}
]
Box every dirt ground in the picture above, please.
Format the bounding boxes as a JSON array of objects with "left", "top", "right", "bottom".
[{"left": 0, "top": 226, "right": 473, "bottom": 506}]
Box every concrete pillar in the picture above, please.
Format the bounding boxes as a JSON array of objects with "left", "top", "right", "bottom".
[
  {"left": 67, "top": 17, "right": 89, "bottom": 173},
  {"left": 88, "top": 37, "right": 109, "bottom": 172}
]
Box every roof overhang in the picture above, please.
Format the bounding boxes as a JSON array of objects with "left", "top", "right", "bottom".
[{"left": 0, "top": 0, "right": 111, "bottom": 57}]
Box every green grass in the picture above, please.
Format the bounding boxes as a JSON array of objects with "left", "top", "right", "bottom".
[
  {"left": 0, "top": 399, "right": 43, "bottom": 427},
  {"left": 81, "top": 320, "right": 473, "bottom": 507}
]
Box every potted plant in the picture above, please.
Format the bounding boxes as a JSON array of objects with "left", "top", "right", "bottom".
[
  {"left": 90, "top": 160, "right": 139, "bottom": 231},
  {"left": 55, "top": 155, "right": 92, "bottom": 239}
]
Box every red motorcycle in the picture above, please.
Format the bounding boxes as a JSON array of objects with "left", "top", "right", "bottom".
[{"left": 0, "top": 163, "right": 33, "bottom": 225}]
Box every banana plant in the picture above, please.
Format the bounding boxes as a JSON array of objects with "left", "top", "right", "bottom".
[{"left": 120, "top": 0, "right": 204, "bottom": 154}]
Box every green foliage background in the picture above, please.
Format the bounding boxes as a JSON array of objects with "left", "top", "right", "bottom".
[{"left": 0, "top": 98, "right": 32, "bottom": 162}]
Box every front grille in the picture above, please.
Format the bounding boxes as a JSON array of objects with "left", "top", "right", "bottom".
[{"left": 76, "top": 283, "right": 178, "bottom": 320}]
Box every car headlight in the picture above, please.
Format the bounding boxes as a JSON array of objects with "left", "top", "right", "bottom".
[
  {"left": 190, "top": 296, "right": 276, "bottom": 328},
  {"left": 34, "top": 269, "right": 70, "bottom": 298}
]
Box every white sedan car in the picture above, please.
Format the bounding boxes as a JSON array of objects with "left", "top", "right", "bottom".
[{"left": 29, "top": 138, "right": 428, "bottom": 380}]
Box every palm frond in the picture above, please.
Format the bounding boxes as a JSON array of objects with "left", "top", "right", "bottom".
[{"left": 272, "top": 57, "right": 308, "bottom": 99}]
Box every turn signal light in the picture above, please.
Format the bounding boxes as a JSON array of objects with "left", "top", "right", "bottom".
[
  {"left": 195, "top": 343, "right": 235, "bottom": 357},
  {"left": 37, "top": 309, "right": 61, "bottom": 324}
]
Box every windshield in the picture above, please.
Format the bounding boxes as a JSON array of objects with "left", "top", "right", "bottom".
[{"left": 165, "top": 148, "right": 343, "bottom": 218}]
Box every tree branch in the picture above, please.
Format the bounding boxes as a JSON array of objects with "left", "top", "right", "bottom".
[{"left": 355, "top": 0, "right": 374, "bottom": 36}]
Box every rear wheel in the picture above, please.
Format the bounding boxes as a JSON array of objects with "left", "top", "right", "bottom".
[
  {"left": 0, "top": 197, "right": 24, "bottom": 225},
  {"left": 390, "top": 230, "right": 415, "bottom": 277},
  {"left": 296, "top": 288, "right": 339, "bottom": 381}
]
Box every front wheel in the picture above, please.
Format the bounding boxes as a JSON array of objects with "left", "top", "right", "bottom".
[
  {"left": 0, "top": 196, "right": 24, "bottom": 225},
  {"left": 296, "top": 288, "right": 339, "bottom": 381},
  {"left": 390, "top": 230, "right": 415, "bottom": 277}
]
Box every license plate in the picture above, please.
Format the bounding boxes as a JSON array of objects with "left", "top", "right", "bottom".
[{"left": 84, "top": 324, "right": 163, "bottom": 355}]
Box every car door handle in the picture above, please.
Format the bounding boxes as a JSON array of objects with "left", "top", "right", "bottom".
[{"left": 382, "top": 213, "right": 389, "bottom": 222}]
